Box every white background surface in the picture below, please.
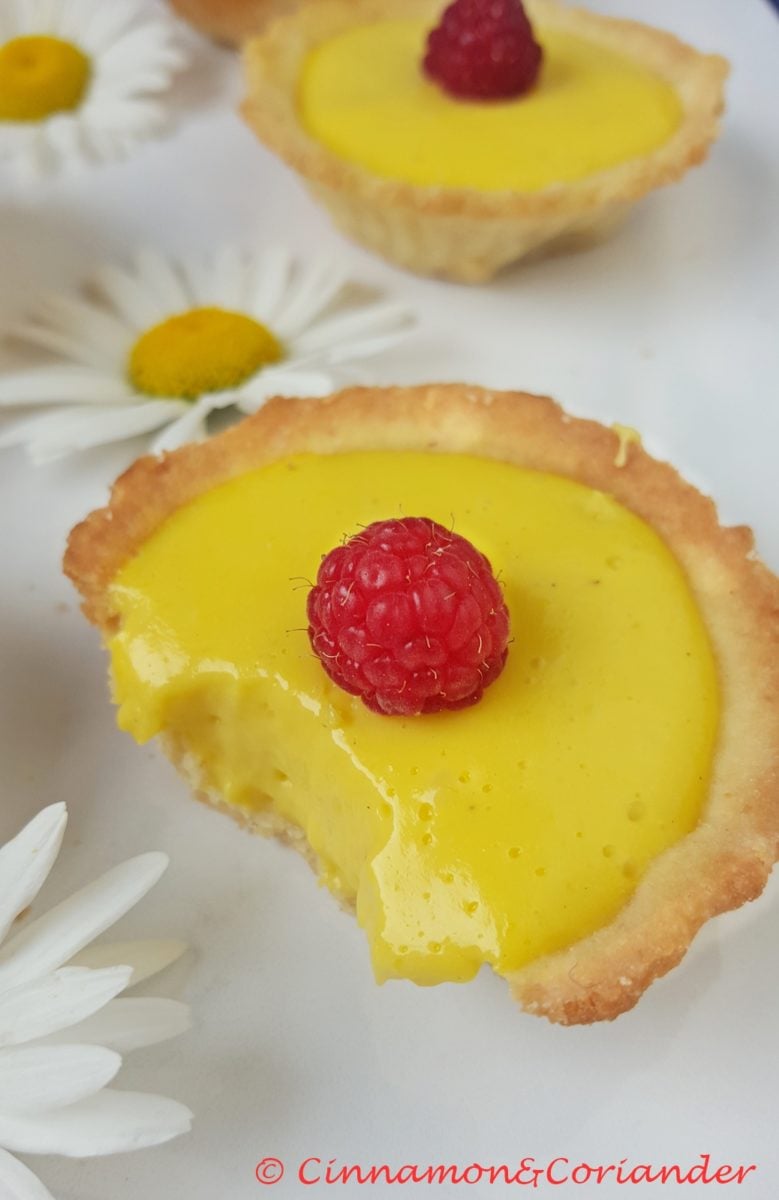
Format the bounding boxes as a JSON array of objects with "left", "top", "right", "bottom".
[{"left": 1, "top": 1, "right": 778, "bottom": 1196}]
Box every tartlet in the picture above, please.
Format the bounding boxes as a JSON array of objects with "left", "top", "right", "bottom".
[
  {"left": 241, "top": 0, "right": 728, "bottom": 281},
  {"left": 169, "top": 0, "right": 303, "bottom": 44},
  {"left": 64, "top": 385, "right": 779, "bottom": 1024}
]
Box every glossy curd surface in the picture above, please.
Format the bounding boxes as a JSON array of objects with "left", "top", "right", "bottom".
[
  {"left": 298, "top": 22, "right": 682, "bottom": 192},
  {"left": 109, "top": 452, "right": 718, "bottom": 984}
]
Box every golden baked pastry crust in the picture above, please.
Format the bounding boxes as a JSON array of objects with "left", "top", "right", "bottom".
[
  {"left": 169, "top": 0, "right": 304, "bottom": 44},
  {"left": 241, "top": 0, "right": 728, "bottom": 281},
  {"left": 64, "top": 385, "right": 779, "bottom": 1024}
]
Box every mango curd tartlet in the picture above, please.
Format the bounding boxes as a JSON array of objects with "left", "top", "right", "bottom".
[
  {"left": 241, "top": 0, "right": 727, "bottom": 281},
  {"left": 64, "top": 385, "right": 779, "bottom": 1024}
]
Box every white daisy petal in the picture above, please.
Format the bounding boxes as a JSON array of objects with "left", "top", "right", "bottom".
[
  {"left": 91, "top": 263, "right": 169, "bottom": 330},
  {"left": 0, "top": 401, "right": 188, "bottom": 463},
  {"left": 273, "top": 369, "right": 340, "bottom": 395},
  {"left": 14, "top": 136, "right": 55, "bottom": 184},
  {"left": 7, "top": 320, "right": 121, "bottom": 370},
  {"left": 69, "top": 940, "right": 187, "bottom": 989},
  {"left": 0, "top": 367, "right": 132, "bottom": 407},
  {"left": 105, "top": 47, "right": 188, "bottom": 86},
  {"left": 91, "top": 65, "right": 168, "bottom": 96},
  {"left": 233, "top": 393, "right": 264, "bottom": 416},
  {"left": 0, "top": 809, "right": 191, "bottom": 1184},
  {"left": 208, "top": 245, "right": 248, "bottom": 312},
  {"left": 178, "top": 253, "right": 218, "bottom": 308},
  {"left": 237, "top": 367, "right": 335, "bottom": 414},
  {"left": 93, "top": 26, "right": 181, "bottom": 77},
  {"left": 133, "top": 249, "right": 191, "bottom": 314},
  {"left": 0, "top": 967, "right": 132, "bottom": 1048},
  {"left": 40, "top": 998, "right": 191, "bottom": 1054},
  {"left": 55, "top": 0, "right": 102, "bottom": 40},
  {"left": 0, "top": 1090, "right": 193, "bottom": 1157},
  {"left": 7, "top": 0, "right": 28, "bottom": 30},
  {"left": 149, "top": 393, "right": 221, "bottom": 455},
  {"left": 272, "top": 259, "right": 348, "bottom": 338},
  {"left": 75, "top": 3, "right": 138, "bottom": 53},
  {"left": 82, "top": 96, "right": 166, "bottom": 136},
  {"left": 29, "top": 113, "right": 78, "bottom": 168},
  {"left": 0, "top": 1148, "right": 55, "bottom": 1200},
  {"left": 0, "top": 853, "right": 168, "bottom": 993},
  {"left": 296, "top": 301, "right": 414, "bottom": 357},
  {"left": 31, "top": 292, "right": 131, "bottom": 365},
  {"left": 0, "top": 805, "right": 66, "bottom": 949},
  {"left": 247, "top": 246, "right": 292, "bottom": 324},
  {"left": 0, "top": 1044, "right": 121, "bottom": 1114}
]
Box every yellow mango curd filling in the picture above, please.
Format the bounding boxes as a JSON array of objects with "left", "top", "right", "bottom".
[
  {"left": 298, "top": 22, "right": 682, "bottom": 192},
  {"left": 109, "top": 452, "right": 718, "bottom": 984}
]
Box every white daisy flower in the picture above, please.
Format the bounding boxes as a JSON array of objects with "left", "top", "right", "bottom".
[
  {"left": 0, "top": 0, "right": 186, "bottom": 180},
  {"left": 0, "top": 804, "right": 192, "bottom": 1200},
  {"left": 0, "top": 245, "right": 415, "bottom": 462}
]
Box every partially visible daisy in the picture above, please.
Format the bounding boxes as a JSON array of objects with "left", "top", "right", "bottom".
[
  {"left": 0, "top": 245, "right": 415, "bottom": 462},
  {"left": 0, "top": 0, "right": 186, "bottom": 179},
  {"left": 0, "top": 804, "right": 192, "bottom": 1200}
]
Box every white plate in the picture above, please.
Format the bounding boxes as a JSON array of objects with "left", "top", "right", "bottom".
[{"left": 1, "top": 1, "right": 778, "bottom": 1196}]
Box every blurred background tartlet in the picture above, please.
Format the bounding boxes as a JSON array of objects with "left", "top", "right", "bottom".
[{"left": 170, "top": 0, "right": 304, "bottom": 44}]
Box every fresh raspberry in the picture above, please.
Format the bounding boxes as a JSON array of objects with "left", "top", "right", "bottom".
[
  {"left": 423, "top": 0, "right": 543, "bottom": 101},
  {"left": 307, "top": 517, "right": 511, "bottom": 717}
]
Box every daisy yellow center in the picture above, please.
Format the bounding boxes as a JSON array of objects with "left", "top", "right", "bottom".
[
  {"left": 0, "top": 35, "right": 91, "bottom": 122},
  {"left": 128, "top": 307, "right": 284, "bottom": 401}
]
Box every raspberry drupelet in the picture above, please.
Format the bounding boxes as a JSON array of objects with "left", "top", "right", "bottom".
[
  {"left": 307, "top": 517, "right": 511, "bottom": 716},
  {"left": 423, "top": 0, "right": 543, "bottom": 101}
]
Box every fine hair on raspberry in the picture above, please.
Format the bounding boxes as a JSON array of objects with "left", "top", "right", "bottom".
[{"left": 307, "top": 517, "right": 511, "bottom": 716}]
